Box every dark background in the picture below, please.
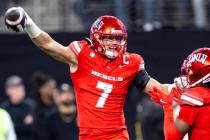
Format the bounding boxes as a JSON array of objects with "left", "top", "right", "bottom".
[
  {"left": 0, "top": 31, "right": 210, "bottom": 139},
  {"left": 1, "top": 31, "right": 209, "bottom": 101}
]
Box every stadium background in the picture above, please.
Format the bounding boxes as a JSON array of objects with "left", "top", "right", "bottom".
[{"left": 1, "top": 0, "right": 210, "bottom": 140}]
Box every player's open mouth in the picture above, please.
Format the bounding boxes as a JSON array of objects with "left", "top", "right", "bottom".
[
  {"left": 106, "top": 45, "right": 118, "bottom": 50},
  {"left": 109, "top": 46, "right": 117, "bottom": 49},
  {"left": 105, "top": 49, "right": 118, "bottom": 59}
]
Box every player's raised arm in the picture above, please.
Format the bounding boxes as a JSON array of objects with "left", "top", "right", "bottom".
[
  {"left": 30, "top": 32, "right": 77, "bottom": 66},
  {"left": 4, "top": 7, "right": 77, "bottom": 66}
]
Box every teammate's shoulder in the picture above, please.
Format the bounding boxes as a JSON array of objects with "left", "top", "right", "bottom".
[{"left": 180, "top": 87, "right": 208, "bottom": 106}]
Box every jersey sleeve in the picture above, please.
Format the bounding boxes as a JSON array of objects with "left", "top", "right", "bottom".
[
  {"left": 180, "top": 88, "right": 204, "bottom": 106},
  {"left": 68, "top": 41, "right": 84, "bottom": 57},
  {"left": 132, "top": 54, "right": 150, "bottom": 92},
  {"left": 178, "top": 105, "right": 197, "bottom": 126},
  {"left": 137, "top": 55, "right": 145, "bottom": 71}
]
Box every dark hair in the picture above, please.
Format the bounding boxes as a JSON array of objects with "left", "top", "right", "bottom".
[
  {"left": 31, "top": 72, "right": 56, "bottom": 103},
  {"left": 5, "top": 75, "right": 23, "bottom": 88},
  {"left": 32, "top": 72, "right": 54, "bottom": 90}
]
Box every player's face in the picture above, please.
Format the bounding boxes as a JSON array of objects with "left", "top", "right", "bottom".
[
  {"left": 39, "top": 80, "right": 57, "bottom": 96},
  {"left": 6, "top": 84, "right": 25, "bottom": 104},
  {"left": 58, "top": 92, "right": 76, "bottom": 114},
  {"left": 101, "top": 36, "right": 123, "bottom": 59},
  {"left": 39, "top": 80, "right": 57, "bottom": 105}
]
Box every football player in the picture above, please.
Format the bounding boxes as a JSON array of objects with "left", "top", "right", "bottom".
[
  {"left": 5, "top": 7, "right": 176, "bottom": 140},
  {"left": 149, "top": 48, "right": 210, "bottom": 140}
]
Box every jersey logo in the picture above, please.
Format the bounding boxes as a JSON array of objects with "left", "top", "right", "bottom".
[
  {"left": 90, "top": 52, "right": 95, "bottom": 58},
  {"left": 91, "top": 70, "right": 123, "bottom": 81}
]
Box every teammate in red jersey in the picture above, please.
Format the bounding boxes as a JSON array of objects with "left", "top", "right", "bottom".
[
  {"left": 149, "top": 48, "right": 210, "bottom": 140},
  {"left": 5, "top": 7, "right": 175, "bottom": 140}
]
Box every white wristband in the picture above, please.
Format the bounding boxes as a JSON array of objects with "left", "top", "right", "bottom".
[
  {"left": 25, "top": 17, "right": 42, "bottom": 38},
  {"left": 174, "top": 76, "right": 188, "bottom": 89},
  {"left": 17, "top": 7, "right": 42, "bottom": 38}
]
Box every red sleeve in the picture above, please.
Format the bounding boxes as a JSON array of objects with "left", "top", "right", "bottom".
[
  {"left": 178, "top": 105, "right": 197, "bottom": 126},
  {"left": 68, "top": 41, "right": 83, "bottom": 56},
  {"left": 132, "top": 54, "right": 145, "bottom": 71},
  {"left": 138, "top": 55, "right": 145, "bottom": 71},
  {"left": 163, "top": 107, "right": 185, "bottom": 140}
]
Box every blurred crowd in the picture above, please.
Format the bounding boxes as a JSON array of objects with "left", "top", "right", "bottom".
[
  {"left": 0, "top": 72, "right": 164, "bottom": 140},
  {"left": 0, "top": 0, "right": 210, "bottom": 32},
  {"left": 0, "top": 72, "right": 78, "bottom": 140},
  {"left": 131, "top": 0, "right": 209, "bottom": 31}
]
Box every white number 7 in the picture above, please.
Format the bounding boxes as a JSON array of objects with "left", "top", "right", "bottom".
[{"left": 96, "top": 81, "right": 113, "bottom": 108}]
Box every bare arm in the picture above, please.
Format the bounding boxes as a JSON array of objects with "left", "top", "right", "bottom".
[
  {"left": 31, "top": 31, "right": 77, "bottom": 66},
  {"left": 5, "top": 7, "right": 77, "bottom": 67},
  {"left": 132, "top": 70, "right": 172, "bottom": 94},
  {"left": 144, "top": 78, "right": 172, "bottom": 94}
]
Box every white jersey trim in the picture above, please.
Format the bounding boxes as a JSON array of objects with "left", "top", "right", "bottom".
[
  {"left": 181, "top": 94, "right": 203, "bottom": 106},
  {"left": 72, "top": 41, "right": 81, "bottom": 54}
]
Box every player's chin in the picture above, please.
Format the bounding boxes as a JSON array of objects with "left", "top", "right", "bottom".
[
  {"left": 105, "top": 54, "right": 118, "bottom": 60},
  {"left": 104, "top": 50, "right": 119, "bottom": 60},
  {"left": 107, "top": 56, "right": 117, "bottom": 60}
]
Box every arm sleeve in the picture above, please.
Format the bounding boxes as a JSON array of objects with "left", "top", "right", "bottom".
[
  {"left": 132, "top": 70, "right": 151, "bottom": 92},
  {"left": 5, "top": 112, "right": 17, "bottom": 140},
  {"left": 163, "top": 107, "right": 185, "bottom": 140},
  {"left": 178, "top": 105, "right": 197, "bottom": 126}
]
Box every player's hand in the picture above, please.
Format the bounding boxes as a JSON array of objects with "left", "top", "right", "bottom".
[
  {"left": 4, "top": 7, "right": 28, "bottom": 32},
  {"left": 174, "top": 76, "right": 188, "bottom": 90},
  {"left": 149, "top": 87, "right": 173, "bottom": 107},
  {"left": 149, "top": 87, "right": 182, "bottom": 107}
]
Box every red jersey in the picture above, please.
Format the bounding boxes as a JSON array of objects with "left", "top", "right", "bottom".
[
  {"left": 178, "top": 87, "right": 210, "bottom": 140},
  {"left": 69, "top": 40, "right": 144, "bottom": 129}
]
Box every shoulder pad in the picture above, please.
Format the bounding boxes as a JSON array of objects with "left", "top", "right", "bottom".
[
  {"left": 69, "top": 40, "right": 86, "bottom": 56},
  {"left": 131, "top": 53, "right": 145, "bottom": 71}
]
